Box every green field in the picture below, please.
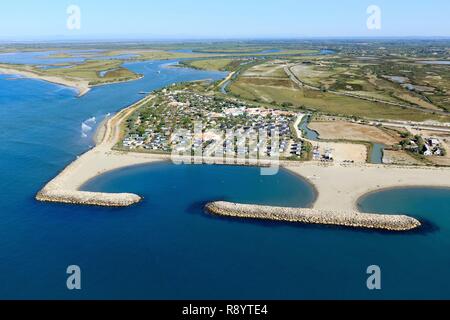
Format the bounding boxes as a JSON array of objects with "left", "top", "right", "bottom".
[
  {"left": 180, "top": 59, "right": 247, "bottom": 71},
  {"left": 230, "top": 77, "right": 450, "bottom": 122},
  {"left": 118, "top": 48, "right": 321, "bottom": 62},
  {"left": 285, "top": 56, "right": 450, "bottom": 112}
]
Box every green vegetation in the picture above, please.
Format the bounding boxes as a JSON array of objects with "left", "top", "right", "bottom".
[
  {"left": 44, "top": 60, "right": 142, "bottom": 85},
  {"left": 45, "top": 53, "right": 74, "bottom": 59},
  {"left": 120, "top": 88, "right": 300, "bottom": 160},
  {"left": 365, "top": 60, "right": 450, "bottom": 112},
  {"left": 0, "top": 59, "right": 143, "bottom": 86},
  {"left": 228, "top": 57, "right": 450, "bottom": 122},
  {"left": 180, "top": 59, "right": 247, "bottom": 71},
  {"left": 287, "top": 57, "right": 450, "bottom": 112},
  {"left": 1, "top": 40, "right": 449, "bottom": 124},
  {"left": 103, "top": 48, "right": 321, "bottom": 63},
  {"left": 189, "top": 47, "right": 273, "bottom": 54}
]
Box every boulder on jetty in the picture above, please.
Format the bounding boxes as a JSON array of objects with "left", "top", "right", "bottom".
[
  {"left": 205, "top": 201, "right": 421, "bottom": 232},
  {"left": 36, "top": 189, "right": 141, "bottom": 207}
]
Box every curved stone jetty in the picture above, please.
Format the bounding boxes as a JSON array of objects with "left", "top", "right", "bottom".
[
  {"left": 35, "top": 94, "right": 158, "bottom": 207},
  {"left": 36, "top": 189, "right": 141, "bottom": 207},
  {"left": 205, "top": 201, "right": 422, "bottom": 232}
]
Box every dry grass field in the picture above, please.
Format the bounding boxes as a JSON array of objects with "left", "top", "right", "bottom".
[
  {"left": 229, "top": 60, "right": 450, "bottom": 123},
  {"left": 382, "top": 150, "right": 426, "bottom": 165},
  {"left": 309, "top": 121, "right": 400, "bottom": 145}
]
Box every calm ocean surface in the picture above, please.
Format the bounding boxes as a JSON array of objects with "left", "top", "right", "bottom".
[{"left": 1, "top": 57, "right": 450, "bottom": 299}]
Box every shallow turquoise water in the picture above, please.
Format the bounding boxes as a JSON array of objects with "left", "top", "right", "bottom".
[{"left": 1, "top": 54, "right": 450, "bottom": 299}]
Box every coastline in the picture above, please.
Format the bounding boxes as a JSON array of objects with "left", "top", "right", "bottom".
[
  {"left": 282, "top": 163, "right": 450, "bottom": 212},
  {"left": 35, "top": 90, "right": 450, "bottom": 230},
  {"left": 93, "top": 116, "right": 109, "bottom": 145},
  {"left": 89, "top": 74, "right": 145, "bottom": 89},
  {"left": 36, "top": 93, "right": 164, "bottom": 206},
  {"left": 356, "top": 185, "right": 450, "bottom": 210},
  {"left": 0, "top": 67, "right": 143, "bottom": 97},
  {"left": 0, "top": 66, "right": 90, "bottom": 97}
]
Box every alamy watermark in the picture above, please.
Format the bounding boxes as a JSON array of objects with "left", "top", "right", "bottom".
[
  {"left": 367, "top": 265, "right": 382, "bottom": 290},
  {"left": 171, "top": 121, "right": 281, "bottom": 176},
  {"left": 367, "top": 5, "right": 382, "bottom": 30},
  {"left": 66, "top": 265, "right": 81, "bottom": 290},
  {"left": 67, "top": 5, "right": 81, "bottom": 30}
]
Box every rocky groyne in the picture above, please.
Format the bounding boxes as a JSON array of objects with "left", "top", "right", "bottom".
[
  {"left": 205, "top": 201, "right": 421, "bottom": 232},
  {"left": 36, "top": 189, "right": 141, "bottom": 207}
]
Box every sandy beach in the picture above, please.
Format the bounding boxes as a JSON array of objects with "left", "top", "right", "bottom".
[
  {"left": 284, "top": 163, "right": 450, "bottom": 211},
  {"left": 0, "top": 66, "right": 91, "bottom": 97}
]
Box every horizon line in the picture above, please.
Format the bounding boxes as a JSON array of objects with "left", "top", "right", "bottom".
[{"left": 1, "top": 36, "right": 450, "bottom": 44}]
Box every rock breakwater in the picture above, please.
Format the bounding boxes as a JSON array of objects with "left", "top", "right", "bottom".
[
  {"left": 205, "top": 201, "right": 421, "bottom": 231},
  {"left": 36, "top": 189, "right": 141, "bottom": 207}
]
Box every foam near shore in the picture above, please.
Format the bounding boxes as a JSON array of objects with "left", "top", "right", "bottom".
[
  {"left": 34, "top": 94, "right": 158, "bottom": 207},
  {"left": 205, "top": 201, "right": 422, "bottom": 232}
]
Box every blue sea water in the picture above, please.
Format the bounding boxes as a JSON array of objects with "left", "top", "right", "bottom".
[{"left": 1, "top": 56, "right": 450, "bottom": 299}]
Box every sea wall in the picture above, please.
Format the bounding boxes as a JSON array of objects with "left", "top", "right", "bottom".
[
  {"left": 36, "top": 189, "right": 141, "bottom": 207},
  {"left": 205, "top": 201, "right": 421, "bottom": 232}
]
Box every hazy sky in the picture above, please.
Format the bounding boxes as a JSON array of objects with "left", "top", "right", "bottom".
[{"left": 1, "top": 0, "right": 449, "bottom": 40}]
